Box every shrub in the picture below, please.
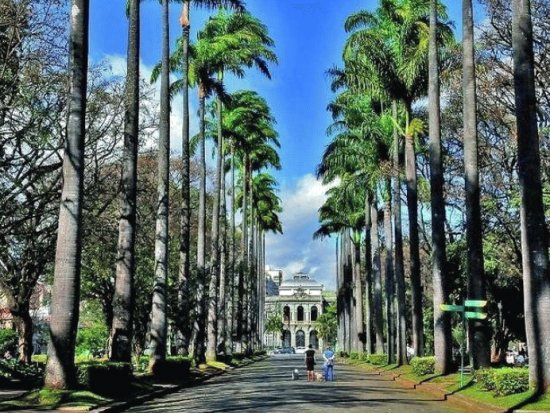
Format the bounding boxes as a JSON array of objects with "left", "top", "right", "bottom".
[
  {"left": 476, "top": 367, "right": 529, "bottom": 396},
  {"left": 151, "top": 356, "right": 191, "bottom": 381},
  {"left": 76, "top": 323, "right": 108, "bottom": 358},
  {"left": 76, "top": 361, "right": 132, "bottom": 396},
  {"left": 492, "top": 368, "right": 529, "bottom": 396},
  {"left": 361, "top": 353, "right": 370, "bottom": 362},
  {"left": 368, "top": 354, "right": 388, "bottom": 366},
  {"left": 475, "top": 367, "right": 496, "bottom": 391},
  {"left": 0, "top": 329, "right": 17, "bottom": 355},
  {"left": 410, "top": 356, "right": 436, "bottom": 376},
  {"left": 0, "top": 358, "right": 44, "bottom": 386},
  {"left": 338, "top": 351, "right": 349, "bottom": 358},
  {"left": 254, "top": 350, "right": 267, "bottom": 356},
  {"left": 349, "top": 351, "right": 359, "bottom": 360}
]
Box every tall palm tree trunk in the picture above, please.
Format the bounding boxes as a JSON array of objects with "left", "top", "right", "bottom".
[
  {"left": 353, "top": 235, "right": 364, "bottom": 353},
  {"left": 194, "top": 85, "right": 207, "bottom": 365},
  {"left": 239, "top": 158, "right": 249, "bottom": 352},
  {"left": 429, "top": 0, "right": 451, "bottom": 373},
  {"left": 206, "top": 96, "right": 225, "bottom": 361},
  {"left": 44, "top": 0, "right": 89, "bottom": 389},
  {"left": 383, "top": 182, "right": 394, "bottom": 362},
  {"left": 462, "top": 0, "right": 490, "bottom": 368},
  {"left": 336, "top": 235, "right": 345, "bottom": 352},
  {"left": 176, "top": 0, "right": 192, "bottom": 357},
  {"left": 229, "top": 145, "right": 236, "bottom": 353},
  {"left": 371, "top": 199, "right": 384, "bottom": 354},
  {"left": 149, "top": 0, "right": 171, "bottom": 372},
  {"left": 364, "top": 193, "right": 374, "bottom": 354},
  {"left": 393, "top": 101, "right": 407, "bottom": 365},
  {"left": 511, "top": 0, "right": 550, "bottom": 392},
  {"left": 218, "top": 137, "right": 228, "bottom": 355},
  {"left": 110, "top": 0, "right": 140, "bottom": 363},
  {"left": 403, "top": 105, "right": 423, "bottom": 360}
]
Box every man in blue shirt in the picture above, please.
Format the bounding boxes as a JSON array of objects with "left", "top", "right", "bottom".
[{"left": 323, "top": 347, "right": 335, "bottom": 381}]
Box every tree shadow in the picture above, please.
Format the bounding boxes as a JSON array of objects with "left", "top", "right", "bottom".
[{"left": 506, "top": 391, "right": 544, "bottom": 413}]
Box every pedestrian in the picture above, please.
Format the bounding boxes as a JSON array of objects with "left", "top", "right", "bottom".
[
  {"left": 323, "top": 346, "right": 335, "bottom": 381},
  {"left": 305, "top": 344, "right": 316, "bottom": 382}
]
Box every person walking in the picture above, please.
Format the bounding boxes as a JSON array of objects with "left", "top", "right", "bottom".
[
  {"left": 305, "top": 344, "right": 316, "bottom": 381},
  {"left": 323, "top": 346, "right": 335, "bottom": 381}
]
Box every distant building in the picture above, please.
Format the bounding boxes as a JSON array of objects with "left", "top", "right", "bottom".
[{"left": 264, "top": 271, "right": 335, "bottom": 350}]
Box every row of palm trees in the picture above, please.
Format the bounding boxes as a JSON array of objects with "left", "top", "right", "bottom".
[
  {"left": 317, "top": 0, "right": 549, "bottom": 392},
  {"left": 44, "top": 0, "right": 282, "bottom": 389}
]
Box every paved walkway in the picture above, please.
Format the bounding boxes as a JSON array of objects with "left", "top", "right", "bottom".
[{"left": 124, "top": 355, "right": 464, "bottom": 412}]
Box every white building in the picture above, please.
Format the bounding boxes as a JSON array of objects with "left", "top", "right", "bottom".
[{"left": 264, "top": 272, "right": 334, "bottom": 350}]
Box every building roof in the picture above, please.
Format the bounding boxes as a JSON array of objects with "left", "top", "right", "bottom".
[{"left": 279, "top": 273, "right": 323, "bottom": 288}]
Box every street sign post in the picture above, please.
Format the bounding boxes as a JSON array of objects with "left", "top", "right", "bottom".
[{"left": 440, "top": 298, "right": 489, "bottom": 386}]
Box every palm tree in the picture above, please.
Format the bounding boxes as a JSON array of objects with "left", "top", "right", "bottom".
[
  {"left": 149, "top": 0, "right": 170, "bottom": 373},
  {"left": 223, "top": 90, "right": 279, "bottom": 352},
  {"left": 44, "top": 0, "right": 89, "bottom": 389},
  {"left": 344, "top": 0, "right": 454, "bottom": 362},
  {"left": 428, "top": 0, "right": 451, "bottom": 373},
  {"left": 176, "top": 0, "right": 244, "bottom": 358},
  {"left": 109, "top": 0, "right": 140, "bottom": 363},
  {"left": 462, "top": 0, "right": 490, "bottom": 368},
  {"left": 511, "top": 0, "right": 550, "bottom": 392},
  {"left": 196, "top": 10, "right": 277, "bottom": 361}
]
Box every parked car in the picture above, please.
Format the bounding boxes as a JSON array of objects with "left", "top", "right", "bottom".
[
  {"left": 280, "top": 346, "right": 295, "bottom": 354},
  {"left": 295, "top": 346, "right": 307, "bottom": 354},
  {"left": 272, "top": 347, "right": 283, "bottom": 354}
]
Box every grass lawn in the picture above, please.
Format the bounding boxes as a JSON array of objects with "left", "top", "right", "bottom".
[
  {"left": 341, "top": 358, "right": 550, "bottom": 411},
  {"left": 0, "top": 389, "right": 108, "bottom": 411}
]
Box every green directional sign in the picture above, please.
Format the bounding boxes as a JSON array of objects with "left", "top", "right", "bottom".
[
  {"left": 440, "top": 304, "right": 465, "bottom": 312},
  {"left": 464, "top": 300, "right": 488, "bottom": 308},
  {"left": 465, "top": 311, "right": 487, "bottom": 320}
]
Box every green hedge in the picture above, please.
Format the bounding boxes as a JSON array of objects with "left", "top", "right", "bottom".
[
  {"left": 0, "top": 329, "right": 17, "bottom": 355},
  {"left": 368, "top": 354, "right": 388, "bottom": 366},
  {"left": 76, "top": 361, "right": 132, "bottom": 396},
  {"left": 410, "top": 356, "right": 435, "bottom": 376},
  {"left": 476, "top": 367, "right": 529, "bottom": 396},
  {"left": 151, "top": 356, "right": 191, "bottom": 380}
]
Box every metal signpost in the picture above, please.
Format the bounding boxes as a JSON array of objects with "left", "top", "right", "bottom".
[{"left": 440, "top": 299, "right": 487, "bottom": 386}]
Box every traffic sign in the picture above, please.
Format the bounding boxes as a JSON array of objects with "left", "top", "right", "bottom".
[
  {"left": 464, "top": 300, "right": 488, "bottom": 308},
  {"left": 465, "top": 311, "right": 487, "bottom": 320},
  {"left": 440, "top": 304, "right": 464, "bottom": 312}
]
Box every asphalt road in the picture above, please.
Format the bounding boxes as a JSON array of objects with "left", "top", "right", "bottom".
[{"left": 123, "top": 355, "right": 464, "bottom": 412}]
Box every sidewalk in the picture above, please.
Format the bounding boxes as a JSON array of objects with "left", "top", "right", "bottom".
[{"left": 0, "top": 355, "right": 267, "bottom": 412}]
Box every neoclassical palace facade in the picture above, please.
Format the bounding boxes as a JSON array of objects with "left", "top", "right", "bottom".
[{"left": 264, "top": 271, "right": 334, "bottom": 350}]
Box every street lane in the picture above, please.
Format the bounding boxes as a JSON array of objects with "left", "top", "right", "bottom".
[{"left": 124, "top": 355, "right": 464, "bottom": 412}]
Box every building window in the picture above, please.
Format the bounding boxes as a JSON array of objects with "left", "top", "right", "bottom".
[
  {"left": 282, "top": 330, "right": 291, "bottom": 347},
  {"left": 309, "top": 330, "right": 319, "bottom": 349},
  {"left": 311, "top": 306, "right": 318, "bottom": 321},
  {"left": 296, "top": 330, "right": 305, "bottom": 347},
  {"left": 297, "top": 306, "right": 304, "bottom": 321},
  {"left": 283, "top": 306, "right": 290, "bottom": 322}
]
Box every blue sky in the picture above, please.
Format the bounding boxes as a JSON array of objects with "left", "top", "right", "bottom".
[{"left": 89, "top": 0, "right": 482, "bottom": 290}]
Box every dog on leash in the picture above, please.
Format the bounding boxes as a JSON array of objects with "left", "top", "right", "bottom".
[
  {"left": 314, "top": 372, "right": 325, "bottom": 382},
  {"left": 292, "top": 368, "right": 300, "bottom": 380}
]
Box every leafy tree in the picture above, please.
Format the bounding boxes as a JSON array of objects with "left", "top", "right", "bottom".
[{"left": 316, "top": 304, "right": 337, "bottom": 347}]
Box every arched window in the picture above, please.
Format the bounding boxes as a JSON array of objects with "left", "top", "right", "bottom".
[
  {"left": 297, "top": 305, "right": 304, "bottom": 321},
  {"left": 311, "top": 306, "right": 318, "bottom": 322},
  {"left": 282, "top": 330, "right": 291, "bottom": 347},
  {"left": 283, "top": 306, "right": 290, "bottom": 322},
  {"left": 296, "top": 330, "right": 305, "bottom": 347},
  {"left": 309, "top": 330, "right": 319, "bottom": 349}
]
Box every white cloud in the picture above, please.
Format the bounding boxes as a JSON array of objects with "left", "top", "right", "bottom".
[{"left": 265, "top": 174, "right": 337, "bottom": 290}]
